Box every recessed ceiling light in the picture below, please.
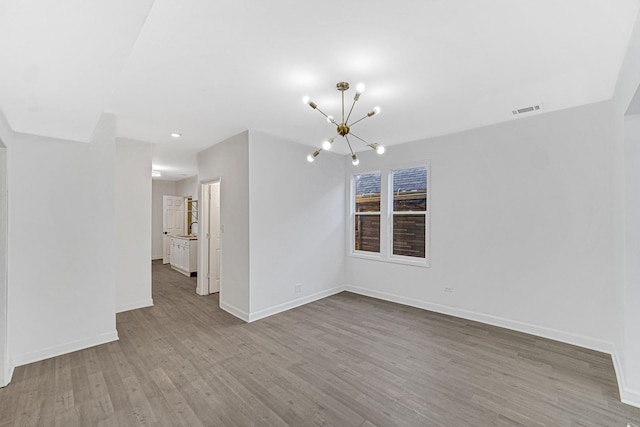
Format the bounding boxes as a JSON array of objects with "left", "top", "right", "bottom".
[
  {"left": 170, "top": 132, "right": 182, "bottom": 138},
  {"left": 152, "top": 170, "right": 162, "bottom": 177}
]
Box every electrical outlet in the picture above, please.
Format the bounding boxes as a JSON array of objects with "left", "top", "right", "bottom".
[
  {"left": 294, "top": 283, "right": 302, "bottom": 294},
  {"left": 444, "top": 287, "right": 454, "bottom": 293}
]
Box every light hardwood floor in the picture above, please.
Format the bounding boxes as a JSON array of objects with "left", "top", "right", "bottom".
[{"left": 2, "top": 261, "right": 640, "bottom": 426}]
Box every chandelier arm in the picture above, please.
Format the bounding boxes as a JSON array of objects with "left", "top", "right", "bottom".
[
  {"left": 314, "top": 106, "right": 331, "bottom": 120},
  {"left": 348, "top": 132, "right": 373, "bottom": 148},
  {"left": 344, "top": 135, "right": 356, "bottom": 157},
  {"left": 348, "top": 114, "right": 371, "bottom": 128},
  {"left": 345, "top": 97, "right": 358, "bottom": 124},
  {"left": 342, "top": 90, "right": 346, "bottom": 124}
]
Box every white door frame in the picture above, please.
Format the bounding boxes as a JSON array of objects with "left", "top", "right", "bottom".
[
  {"left": 197, "top": 179, "right": 221, "bottom": 296},
  {"left": 0, "top": 145, "right": 9, "bottom": 387}
]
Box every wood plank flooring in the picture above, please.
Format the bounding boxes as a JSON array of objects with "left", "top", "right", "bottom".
[{"left": 2, "top": 261, "right": 640, "bottom": 426}]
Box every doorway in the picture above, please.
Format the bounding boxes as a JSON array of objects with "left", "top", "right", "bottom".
[
  {"left": 198, "top": 181, "right": 221, "bottom": 295},
  {"left": 162, "top": 195, "right": 184, "bottom": 264}
]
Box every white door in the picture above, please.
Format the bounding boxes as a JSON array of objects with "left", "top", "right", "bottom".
[
  {"left": 163, "top": 196, "right": 184, "bottom": 264},
  {"left": 209, "top": 183, "right": 221, "bottom": 293}
]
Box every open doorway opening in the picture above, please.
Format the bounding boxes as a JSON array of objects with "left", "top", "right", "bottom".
[
  {"left": 162, "top": 195, "right": 184, "bottom": 264},
  {"left": 197, "top": 181, "right": 221, "bottom": 296}
]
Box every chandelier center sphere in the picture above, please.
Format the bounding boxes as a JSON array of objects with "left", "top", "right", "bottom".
[{"left": 337, "top": 123, "right": 350, "bottom": 136}]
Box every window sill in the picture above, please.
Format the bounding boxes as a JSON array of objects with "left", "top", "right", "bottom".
[{"left": 349, "top": 251, "right": 430, "bottom": 268}]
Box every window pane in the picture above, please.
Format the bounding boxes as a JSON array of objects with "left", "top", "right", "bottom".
[
  {"left": 393, "top": 166, "right": 427, "bottom": 212},
  {"left": 355, "top": 172, "right": 381, "bottom": 212},
  {"left": 355, "top": 214, "right": 380, "bottom": 253},
  {"left": 393, "top": 214, "right": 426, "bottom": 258}
]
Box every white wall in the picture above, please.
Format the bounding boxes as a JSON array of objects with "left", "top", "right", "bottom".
[
  {"left": 151, "top": 180, "right": 176, "bottom": 260},
  {"left": 116, "top": 138, "right": 153, "bottom": 313},
  {"left": 6, "top": 114, "right": 119, "bottom": 366},
  {"left": 0, "top": 140, "right": 7, "bottom": 386},
  {"left": 345, "top": 101, "right": 618, "bottom": 353},
  {"left": 247, "top": 131, "right": 346, "bottom": 320},
  {"left": 198, "top": 132, "right": 250, "bottom": 318},
  {"left": 175, "top": 175, "right": 198, "bottom": 199}
]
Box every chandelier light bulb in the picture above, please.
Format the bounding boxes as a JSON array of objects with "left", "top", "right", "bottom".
[
  {"left": 327, "top": 115, "right": 334, "bottom": 123},
  {"left": 351, "top": 154, "right": 359, "bottom": 166},
  {"left": 302, "top": 96, "right": 310, "bottom": 105},
  {"left": 356, "top": 83, "right": 366, "bottom": 94},
  {"left": 307, "top": 149, "right": 321, "bottom": 163},
  {"left": 322, "top": 139, "right": 333, "bottom": 150},
  {"left": 376, "top": 145, "right": 385, "bottom": 155},
  {"left": 373, "top": 106, "right": 381, "bottom": 115}
]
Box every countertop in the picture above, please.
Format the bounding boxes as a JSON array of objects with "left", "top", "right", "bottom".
[{"left": 171, "top": 235, "right": 198, "bottom": 240}]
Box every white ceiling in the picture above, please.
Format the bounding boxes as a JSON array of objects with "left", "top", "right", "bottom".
[{"left": 1, "top": 0, "right": 639, "bottom": 180}]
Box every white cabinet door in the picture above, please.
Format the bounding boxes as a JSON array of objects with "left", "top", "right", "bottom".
[
  {"left": 169, "top": 238, "right": 177, "bottom": 268},
  {"left": 177, "top": 241, "right": 184, "bottom": 271},
  {"left": 180, "top": 241, "right": 188, "bottom": 272},
  {"left": 170, "top": 238, "right": 197, "bottom": 276}
]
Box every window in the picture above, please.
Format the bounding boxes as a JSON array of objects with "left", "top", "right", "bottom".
[
  {"left": 354, "top": 172, "right": 381, "bottom": 253},
  {"left": 391, "top": 166, "right": 427, "bottom": 259},
  {"left": 351, "top": 163, "right": 429, "bottom": 266}
]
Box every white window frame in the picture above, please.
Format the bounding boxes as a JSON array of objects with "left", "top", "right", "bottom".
[
  {"left": 349, "top": 161, "right": 430, "bottom": 268},
  {"left": 388, "top": 164, "right": 430, "bottom": 266},
  {"left": 351, "top": 171, "right": 382, "bottom": 259}
]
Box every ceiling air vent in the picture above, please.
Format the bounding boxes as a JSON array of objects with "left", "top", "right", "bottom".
[{"left": 512, "top": 104, "right": 542, "bottom": 115}]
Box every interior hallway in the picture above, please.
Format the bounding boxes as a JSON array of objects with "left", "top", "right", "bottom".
[{"left": 1, "top": 261, "right": 640, "bottom": 426}]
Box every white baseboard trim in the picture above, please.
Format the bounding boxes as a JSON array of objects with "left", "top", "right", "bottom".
[
  {"left": 12, "top": 330, "right": 119, "bottom": 367},
  {"left": 195, "top": 278, "right": 207, "bottom": 296},
  {"left": 248, "top": 286, "right": 344, "bottom": 323},
  {"left": 622, "top": 388, "right": 640, "bottom": 408},
  {"left": 5, "top": 363, "right": 14, "bottom": 387},
  {"left": 219, "top": 301, "right": 250, "bottom": 322},
  {"left": 1, "top": 358, "right": 13, "bottom": 388},
  {"left": 610, "top": 345, "right": 640, "bottom": 408},
  {"left": 116, "top": 298, "right": 154, "bottom": 313},
  {"left": 345, "top": 285, "right": 612, "bottom": 354}
]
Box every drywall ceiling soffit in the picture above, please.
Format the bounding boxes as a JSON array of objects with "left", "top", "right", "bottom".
[
  {"left": 0, "top": 0, "right": 155, "bottom": 143},
  {"left": 626, "top": 84, "right": 640, "bottom": 116}
]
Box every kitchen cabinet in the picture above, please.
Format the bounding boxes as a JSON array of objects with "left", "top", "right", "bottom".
[{"left": 170, "top": 236, "right": 198, "bottom": 276}]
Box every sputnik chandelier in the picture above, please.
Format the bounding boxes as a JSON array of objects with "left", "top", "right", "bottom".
[{"left": 303, "top": 81, "right": 385, "bottom": 165}]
